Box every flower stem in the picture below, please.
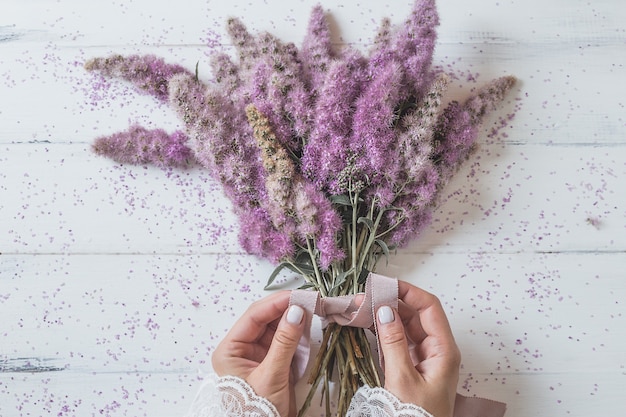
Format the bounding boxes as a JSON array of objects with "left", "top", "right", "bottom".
[
  {"left": 357, "top": 207, "right": 385, "bottom": 275},
  {"left": 350, "top": 189, "right": 359, "bottom": 292},
  {"left": 307, "top": 237, "right": 327, "bottom": 296}
]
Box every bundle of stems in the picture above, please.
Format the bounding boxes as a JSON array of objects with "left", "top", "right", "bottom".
[
  {"left": 282, "top": 190, "right": 396, "bottom": 417},
  {"left": 300, "top": 325, "right": 380, "bottom": 417}
]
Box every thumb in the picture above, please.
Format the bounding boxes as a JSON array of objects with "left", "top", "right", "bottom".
[
  {"left": 376, "top": 306, "right": 414, "bottom": 373},
  {"left": 261, "top": 304, "right": 306, "bottom": 375}
]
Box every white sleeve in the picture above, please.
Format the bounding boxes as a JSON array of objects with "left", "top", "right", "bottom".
[
  {"left": 347, "top": 385, "right": 434, "bottom": 417},
  {"left": 185, "top": 374, "right": 280, "bottom": 417}
]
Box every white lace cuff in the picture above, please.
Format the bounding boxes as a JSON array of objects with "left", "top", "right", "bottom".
[
  {"left": 347, "top": 385, "right": 434, "bottom": 417},
  {"left": 185, "top": 374, "right": 280, "bottom": 417}
]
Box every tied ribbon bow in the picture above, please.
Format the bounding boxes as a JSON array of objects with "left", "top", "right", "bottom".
[
  {"left": 289, "top": 272, "right": 398, "bottom": 380},
  {"left": 289, "top": 272, "right": 507, "bottom": 417}
]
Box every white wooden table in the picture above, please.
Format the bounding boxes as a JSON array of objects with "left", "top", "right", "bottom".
[{"left": 1, "top": 0, "right": 625, "bottom": 416}]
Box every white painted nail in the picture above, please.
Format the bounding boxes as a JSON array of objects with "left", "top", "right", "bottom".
[
  {"left": 287, "top": 305, "right": 304, "bottom": 325},
  {"left": 377, "top": 306, "right": 394, "bottom": 324}
]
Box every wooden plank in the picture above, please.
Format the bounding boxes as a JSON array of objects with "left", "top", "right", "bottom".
[
  {"left": 1, "top": 0, "right": 625, "bottom": 416},
  {"left": 3, "top": 0, "right": 625, "bottom": 46},
  {"left": 1, "top": 42, "right": 624, "bottom": 145},
  {"left": 1, "top": 1, "right": 625, "bottom": 146},
  {"left": 0, "top": 370, "right": 624, "bottom": 416},
  {"left": 1, "top": 143, "right": 624, "bottom": 254},
  {"left": 1, "top": 252, "right": 624, "bottom": 415},
  {"left": 2, "top": 252, "right": 625, "bottom": 375}
]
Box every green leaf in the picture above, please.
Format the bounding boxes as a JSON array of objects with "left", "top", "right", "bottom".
[
  {"left": 330, "top": 194, "right": 352, "bottom": 206},
  {"left": 265, "top": 262, "right": 290, "bottom": 290},
  {"left": 358, "top": 267, "right": 371, "bottom": 285},
  {"left": 297, "top": 282, "right": 318, "bottom": 290},
  {"left": 357, "top": 216, "right": 374, "bottom": 231},
  {"left": 294, "top": 250, "right": 312, "bottom": 265},
  {"left": 289, "top": 263, "right": 316, "bottom": 274},
  {"left": 334, "top": 270, "right": 348, "bottom": 287},
  {"left": 265, "top": 262, "right": 315, "bottom": 290},
  {"left": 265, "top": 248, "right": 321, "bottom": 290},
  {"left": 374, "top": 239, "right": 390, "bottom": 264}
]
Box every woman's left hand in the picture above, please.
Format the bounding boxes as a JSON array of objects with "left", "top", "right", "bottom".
[{"left": 212, "top": 291, "right": 306, "bottom": 417}]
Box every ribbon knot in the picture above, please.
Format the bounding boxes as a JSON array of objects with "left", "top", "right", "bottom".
[
  {"left": 289, "top": 273, "right": 397, "bottom": 381},
  {"left": 314, "top": 296, "right": 359, "bottom": 325},
  {"left": 292, "top": 272, "right": 398, "bottom": 331}
]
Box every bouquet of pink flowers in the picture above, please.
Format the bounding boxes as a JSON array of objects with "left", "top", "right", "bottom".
[{"left": 85, "top": 0, "right": 515, "bottom": 414}]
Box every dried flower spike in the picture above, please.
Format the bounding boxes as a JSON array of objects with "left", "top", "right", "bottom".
[{"left": 92, "top": 125, "right": 192, "bottom": 168}]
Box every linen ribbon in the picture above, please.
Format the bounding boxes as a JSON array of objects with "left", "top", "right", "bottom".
[{"left": 289, "top": 272, "right": 507, "bottom": 417}]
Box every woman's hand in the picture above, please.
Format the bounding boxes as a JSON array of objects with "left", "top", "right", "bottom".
[
  {"left": 212, "top": 291, "right": 306, "bottom": 417},
  {"left": 376, "top": 281, "right": 461, "bottom": 417}
]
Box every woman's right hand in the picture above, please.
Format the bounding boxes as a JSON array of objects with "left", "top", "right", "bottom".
[
  {"left": 376, "top": 281, "right": 461, "bottom": 417},
  {"left": 211, "top": 291, "right": 306, "bottom": 417}
]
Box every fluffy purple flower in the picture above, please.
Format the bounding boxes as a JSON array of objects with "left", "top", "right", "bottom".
[
  {"left": 294, "top": 181, "right": 344, "bottom": 269},
  {"left": 433, "top": 75, "right": 517, "bottom": 181},
  {"left": 248, "top": 32, "right": 313, "bottom": 153},
  {"left": 226, "top": 17, "right": 260, "bottom": 74},
  {"left": 396, "top": 0, "right": 439, "bottom": 95},
  {"left": 209, "top": 52, "right": 241, "bottom": 98},
  {"left": 85, "top": 54, "right": 192, "bottom": 102},
  {"left": 368, "top": 0, "right": 439, "bottom": 99},
  {"left": 464, "top": 75, "right": 518, "bottom": 124},
  {"left": 238, "top": 207, "right": 295, "bottom": 263},
  {"left": 301, "top": 51, "right": 367, "bottom": 193},
  {"left": 371, "top": 17, "right": 393, "bottom": 52},
  {"left": 92, "top": 125, "right": 192, "bottom": 168},
  {"left": 350, "top": 60, "right": 404, "bottom": 186},
  {"left": 300, "top": 4, "right": 336, "bottom": 94},
  {"left": 247, "top": 104, "right": 343, "bottom": 268},
  {"left": 385, "top": 163, "right": 439, "bottom": 246},
  {"left": 168, "top": 73, "right": 269, "bottom": 215},
  {"left": 398, "top": 73, "right": 448, "bottom": 178}
]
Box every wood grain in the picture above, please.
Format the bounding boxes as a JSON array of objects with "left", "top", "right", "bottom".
[{"left": 1, "top": 0, "right": 625, "bottom": 416}]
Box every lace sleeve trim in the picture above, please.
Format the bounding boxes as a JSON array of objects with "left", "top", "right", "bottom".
[
  {"left": 347, "top": 385, "right": 434, "bottom": 417},
  {"left": 185, "top": 374, "right": 280, "bottom": 417}
]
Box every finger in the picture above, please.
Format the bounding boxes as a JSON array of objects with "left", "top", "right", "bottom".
[
  {"left": 226, "top": 291, "right": 292, "bottom": 344},
  {"left": 259, "top": 304, "right": 306, "bottom": 375},
  {"left": 350, "top": 293, "right": 365, "bottom": 320},
  {"left": 397, "top": 282, "right": 460, "bottom": 371},
  {"left": 397, "top": 281, "right": 455, "bottom": 343},
  {"left": 397, "top": 300, "right": 427, "bottom": 343},
  {"left": 394, "top": 300, "right": 425, "bottom": 365},
  {"left": 376, "top": 305, "right": 415, "bottom": 374}
]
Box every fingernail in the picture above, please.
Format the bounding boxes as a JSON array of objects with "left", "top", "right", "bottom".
[
  {"left": 377, "top": 306, "right": 395, "bottom": 324},
  {"left": 287, "top": 305, "right": 304, "bottom": 325}
]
